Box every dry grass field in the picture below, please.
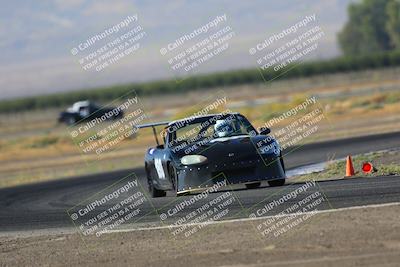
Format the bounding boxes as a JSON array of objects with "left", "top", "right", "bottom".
[{"left": 1, "top": 67, "right": 400, "bottom": 188}]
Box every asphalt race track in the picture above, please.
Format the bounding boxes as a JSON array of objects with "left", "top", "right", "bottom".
[{"left": 0, "top": 131, "right": 399, "bottom": 233}]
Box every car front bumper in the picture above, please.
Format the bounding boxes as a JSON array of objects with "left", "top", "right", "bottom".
[{"left": 175, "top": 154, "right": 285, "bottom": 193}]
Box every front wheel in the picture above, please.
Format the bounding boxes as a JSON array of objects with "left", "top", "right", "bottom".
[
  {"left": 268, "top": 178, "right": 285, "bottom": 187},
  {"left": 245, "top": 182, "right": 261, "bottom": 189}
]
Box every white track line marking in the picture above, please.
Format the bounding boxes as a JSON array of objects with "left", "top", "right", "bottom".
[{"left": 105, "top": 201, "right": 400, "bottom": 234}]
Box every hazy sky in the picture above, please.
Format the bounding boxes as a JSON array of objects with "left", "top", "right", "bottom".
[{"left": 0, "top": 0, "right": 355, "bottom": 99}]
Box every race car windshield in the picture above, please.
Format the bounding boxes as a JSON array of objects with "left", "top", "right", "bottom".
[{"left": 169, "top": 114, "right": 256, "bottom": 146}]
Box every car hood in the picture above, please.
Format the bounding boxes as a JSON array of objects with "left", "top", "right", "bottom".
[{"left": 172, "top": 135, "right": 277, "bottom": 163}]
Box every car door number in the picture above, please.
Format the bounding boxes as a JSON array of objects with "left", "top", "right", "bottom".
[{"left": 154, "top": 158, "right": 166, "bottom": 179}]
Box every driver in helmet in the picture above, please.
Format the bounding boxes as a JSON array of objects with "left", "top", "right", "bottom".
[{"left": 214, "top": 119, "right": 236, "bottom": 137}]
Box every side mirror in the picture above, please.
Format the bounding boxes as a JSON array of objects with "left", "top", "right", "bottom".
[{"left": 259, "top": 127, "right": 271, "bottom": 135}]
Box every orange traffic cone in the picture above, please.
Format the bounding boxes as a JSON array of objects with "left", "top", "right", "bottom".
[{"left": 345, "top": 155, "right": 355, "bottom": 177}]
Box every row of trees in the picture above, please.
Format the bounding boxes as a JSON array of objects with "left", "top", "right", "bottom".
[
  {"left": 1, "top": 50, "right": 400, "bottom": 113},
  {"left": 339, "top": 0, "right": 400, "bottom": 55}
]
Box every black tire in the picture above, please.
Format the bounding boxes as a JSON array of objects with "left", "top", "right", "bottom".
[
  {"left": 245, "top": 182, "right": 261, "bottom": 189},
  {"left": 268, "top": 178, "right": 285, "bottom": 187},
  {"left": 145, "top": 165, "right": 167, "bottom": 198},
  {"left": 65, "top": 116, "right": 76, "bottom": 126},
  {"left": 168, "top": 164, "right": 178, "bottom": 196},
  {"left": 118, "top": 111, "right": 124, "bottom": 119},
  {"left": 280, "top": 152, "right": 286, "bottom": 173},
  {"left": 147, "top": 175, "right": 166, "bottom": 198}
]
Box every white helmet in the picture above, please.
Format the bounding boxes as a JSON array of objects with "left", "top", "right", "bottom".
[{"left": 214, "top": 119, "right": 234, "bottom": 137}]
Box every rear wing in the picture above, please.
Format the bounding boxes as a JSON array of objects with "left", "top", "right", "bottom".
[{"left": 134, "top": 121, "right": 169, "bottom": 146}]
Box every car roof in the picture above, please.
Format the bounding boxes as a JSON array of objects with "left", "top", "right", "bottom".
[{"left": 73, "top": 100, "right": 91, "bottom": 106}]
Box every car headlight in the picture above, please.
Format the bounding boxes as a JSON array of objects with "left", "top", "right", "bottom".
[
  {"left": 181, "top": 155, "right": 208, "bottom": 165},
  {"left": 258, "top": 140, "right": 280, "bottom": 156}
]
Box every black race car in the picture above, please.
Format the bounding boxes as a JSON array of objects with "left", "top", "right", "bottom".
[
  {"left": 137, "top": 112, "right": 286, "bottom": 197},
  {"left": 58, "top": 100, "right": 123, "bottom": 125}
]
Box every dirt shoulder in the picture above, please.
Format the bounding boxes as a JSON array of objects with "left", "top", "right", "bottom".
[
  {"left": 293, "top": 149, "right": 400, "bottom": 182},
  {"left": 1, "top": 204, "right": 400, "bottom": 267}
]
